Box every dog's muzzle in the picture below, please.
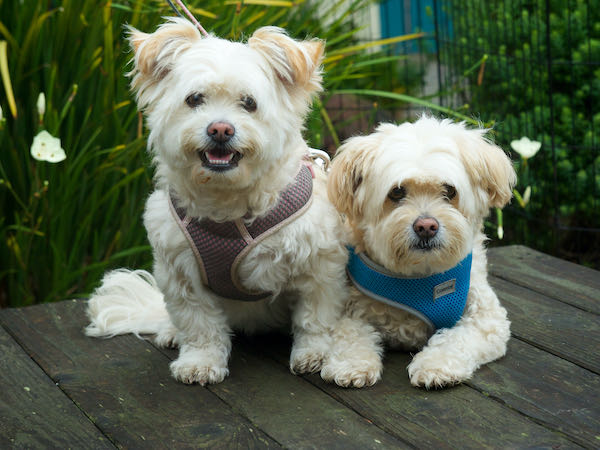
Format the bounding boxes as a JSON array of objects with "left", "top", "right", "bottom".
[
  {"left": 411, "top": 216, "right": 441, "bottom": 251},
  {"left": 199, "top": 121, "right": 243, "bottom": 172}
]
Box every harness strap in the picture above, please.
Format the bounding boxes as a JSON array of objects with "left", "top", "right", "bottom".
[
  {"left": 347, "top": 247, "right": 472, "bottom": 333},
  {"left": 169, "top": 164, "right": 314, "bottom": 301}
]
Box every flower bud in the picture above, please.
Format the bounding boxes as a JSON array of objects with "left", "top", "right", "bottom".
[{"left": 37, "top": 92, "right": 46, "bottom": 118}]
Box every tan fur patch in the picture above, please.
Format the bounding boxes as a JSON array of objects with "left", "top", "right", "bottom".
[{"left": 248, "top": 27, "right": 323, "bottom": 92}]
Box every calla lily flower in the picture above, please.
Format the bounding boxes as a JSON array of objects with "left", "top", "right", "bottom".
[
  {"left": 510, "top": 136, "right": 541, "bottom": 159},
  {"left": 30, "top": 130, "right": 66, "bottom": 163}
]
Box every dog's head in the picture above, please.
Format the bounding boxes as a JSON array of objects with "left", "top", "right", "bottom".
[
  {"left": 127, "top": 18, "right": 323, "bottom": 194},
  {"left": 328, "top": 116, "right": 517, "bottom": 275}
]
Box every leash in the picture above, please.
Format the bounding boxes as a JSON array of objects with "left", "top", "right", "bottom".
[{"left": 166, "top": 0, "right": 209, "bottom": 36}]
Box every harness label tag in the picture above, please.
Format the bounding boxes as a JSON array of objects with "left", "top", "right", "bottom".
[{"left": 433, "top": 279, "right": 456, "bottom": 300}]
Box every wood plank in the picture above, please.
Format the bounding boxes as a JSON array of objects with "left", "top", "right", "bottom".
[
  {"left": 259, "top": 336, "right": 581, "bottom": 449},
  {"left": 0, "top": 300, "right": 278, "bottom": 449},
  {"left": 154, "top": 337, "right": 409, "bottom": 449},
  {"left": 491, "top": 276, "right": 600, "bottom": 374},
  {"left": 488, "top": 245, "right": 600, "bottom": 313},
  {"left": 0, "top": 325, "right": 114, "bottom": 449},
  {"left": 466, "top": 338, "right": 600, "bottom": 447}
]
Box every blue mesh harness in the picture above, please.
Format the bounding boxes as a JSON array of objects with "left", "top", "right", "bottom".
[{"left": 347, "top": 247, "right": 473, "bottom": 334}]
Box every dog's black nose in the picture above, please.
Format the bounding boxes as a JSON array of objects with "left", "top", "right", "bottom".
[
  {"left": 413, "top": 216, "right": 439, "bottom": 240},
  {"left": 207, "top": 121, "right": 235, "bottom": 144}
]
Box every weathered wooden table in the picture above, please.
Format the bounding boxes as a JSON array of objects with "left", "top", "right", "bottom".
[{"left": 1, "top": 245, "right": 598, "bottom": 449}]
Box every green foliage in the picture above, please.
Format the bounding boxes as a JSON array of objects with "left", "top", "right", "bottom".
[
  {"left": 0, "top": 0, "right": 154, "bottom": 306},
  {"left": 0, "top": 0, "right": 432, "bottom": 306},
  {"left": 445, "top": 0, "right": 600, "bottom": 259}
]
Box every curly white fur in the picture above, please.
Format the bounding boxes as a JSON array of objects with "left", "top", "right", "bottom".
[
  {"left": 85, "top": 19, "right": 374, "bottom": 386},
  {"left": 325, "top": 116, "right": 517, "bottom": 388}
]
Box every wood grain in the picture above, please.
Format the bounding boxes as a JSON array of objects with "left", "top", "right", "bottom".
[
  {"left": 0, "top": 300, "right": 278, "bottom": 449},
  {"left": 491, "top": 276, "right": 600, "bottom": 374},
  {"left": 0, "top": 325, "right": 113, "bottom": 449},
  {"left": 466, "top": 338, "right": 600, "bottom": 447},
  {"left": 488, "top": 245, "right": 600, "bottom": 313}
]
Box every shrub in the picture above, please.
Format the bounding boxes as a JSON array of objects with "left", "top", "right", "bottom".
[{"left": 441, "top": 0, "right": 600, "bottom": 263}]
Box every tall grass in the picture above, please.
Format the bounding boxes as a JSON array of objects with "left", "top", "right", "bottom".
[{"left": 0, "top": 0, "right": 439, "bottom": 307}]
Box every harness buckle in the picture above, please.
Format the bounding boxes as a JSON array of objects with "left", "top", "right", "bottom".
[{"left": 307, "top": 148, "right": 331, "bottom": 172}]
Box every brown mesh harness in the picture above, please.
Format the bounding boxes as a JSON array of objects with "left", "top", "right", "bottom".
[{"left": 168, "top": 164, "right": 314, "bottom": 301}]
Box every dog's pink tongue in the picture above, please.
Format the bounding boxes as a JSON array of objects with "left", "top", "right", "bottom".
[{"left": 207, "top": 152, "right": 233, "bottom": 164}]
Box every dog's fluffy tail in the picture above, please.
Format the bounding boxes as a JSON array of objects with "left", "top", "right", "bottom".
[{"left": 85, "top": 269, "right": 170, "bottom": 338}]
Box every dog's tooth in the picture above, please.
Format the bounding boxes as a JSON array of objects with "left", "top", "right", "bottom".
[{"left": 207, "top": 152, "right": 234, "bottom": 165}]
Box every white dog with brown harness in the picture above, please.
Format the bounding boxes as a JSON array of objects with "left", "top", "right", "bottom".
[{"left": 85, "top": 19, "right": 378, "bottom": 387}]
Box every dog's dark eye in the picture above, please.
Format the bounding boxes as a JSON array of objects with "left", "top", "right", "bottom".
[
  {"left": 185, "top": 92, "right": 204, "bottom": 108},
  {"left": 388, "top": 186, "right": 406, "bottom": 202},
  {"left": 444, "top": 184, "right": 457, "bottom": 200},
  {"left": 241, "top": 95, "right": 257, "bottom": 112}
]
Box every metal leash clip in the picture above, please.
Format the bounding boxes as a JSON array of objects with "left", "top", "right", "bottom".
[{"left": 308, "top": 148, "right": 331, "bottom": 172}]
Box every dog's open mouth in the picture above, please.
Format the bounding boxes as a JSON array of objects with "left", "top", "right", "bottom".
[
  {"left": 412, "top": 240, "right": 441, "bottom": 251},
  {"left": 199, "top": 149, "right": 243, "bottom": 172}
]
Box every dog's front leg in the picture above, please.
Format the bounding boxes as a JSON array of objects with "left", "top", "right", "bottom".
[
  {"left": 320, "top": 314, "right": 384, "bottom": 388},
  {"left": 407, "top": 281, "right": 510, "bottom": 389},
  {"left": 165, "top": 294, "right": 232, "bottom": 385},
  {"left": 156, "top": 264, "right": 232, "bottom": 385},
  {"left": 289, "top": 275, "right": 345, "bottom": 375}
]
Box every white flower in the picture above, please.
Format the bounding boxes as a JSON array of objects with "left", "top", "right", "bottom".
[
  {"left": 510, "top": 136, "right": 541, "bottom": 159},
  {"left": 36, "top": 92, "right": 46, "bottom": 118},
  {"left": 30, "top": 130, "right": 66, "bottom": 163},
  {"left": 0, "top": 104, "right": 3, "bottom": 121}
]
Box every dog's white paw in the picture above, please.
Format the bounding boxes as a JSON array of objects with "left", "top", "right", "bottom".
[
  {"left": 290, "top": 347, "right": 325, "bottom": 374},
  {"left": 169, "top": 347, "right": 229, "bottom": 385},
  {"left": 170, "top": 360, "right": 229, "bottom": 385},
  {"left": 321, "top": 356, "right": 382, "bottom": 388},
  {"left": 318, "top": 317, "right": 383, "bottom": 388},
  {"left": 153, "top": 323, "right": 180, "bottom": 349},
  {"left": 290, "top": 333, "right": 331, "bottom": 374},
  {"left": 407, "top": 350, "right": 473, "bottom": 389}
]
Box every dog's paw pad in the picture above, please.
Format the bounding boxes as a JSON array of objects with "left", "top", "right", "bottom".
[{"left": 169, "top": 359, "right": 229, "bottom": 385}]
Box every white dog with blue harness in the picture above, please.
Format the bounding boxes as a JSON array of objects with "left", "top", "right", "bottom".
[{"left": 320, "top": 116, "right": 517, "bottom": 389}]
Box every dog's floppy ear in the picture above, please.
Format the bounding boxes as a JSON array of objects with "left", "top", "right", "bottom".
[
  {"left": 328, "top": 135, "right": 375, "bottom": 221},
  {"left": 248, "top": 27, "right": 324, "bottom": 96},
  {"left": 127, "top": 18, "right": 201, "bottom": 93},
  {"left": 459, "top": 131, "right": 517, "bottom": 209}
]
